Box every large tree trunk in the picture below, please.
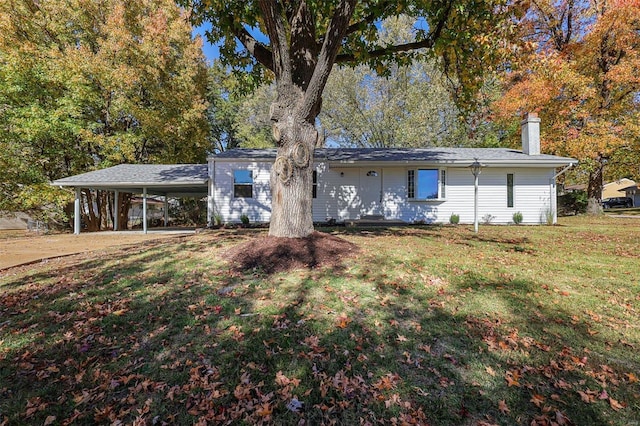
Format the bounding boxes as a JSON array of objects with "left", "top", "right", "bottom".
[
  {"left": 586, "top": 166, "right": 604, "bottom": 215},
  {"left": 268, "top": 109, "right": 317, "bottom": 238},
  {"left": 257, "top": 0, "right": 357, "bottom": 238}
]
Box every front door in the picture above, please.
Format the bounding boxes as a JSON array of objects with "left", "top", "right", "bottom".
[{"left": 359, "top": 168, "right": 383, "bottom": 217}]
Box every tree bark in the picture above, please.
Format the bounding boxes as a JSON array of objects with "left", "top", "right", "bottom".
[
  {"left": 268, "top": 108, "right": 317, "bottom": 238},
  {"left": 586, "top": 166, "right": 604, "bottom": 215},
  {"left": 256, "top": 0, "right": 357, "bottom": 238}
]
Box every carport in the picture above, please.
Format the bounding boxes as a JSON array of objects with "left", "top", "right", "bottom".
[{"left": 52, "top": 164, "right": 209, "bottom": 234}]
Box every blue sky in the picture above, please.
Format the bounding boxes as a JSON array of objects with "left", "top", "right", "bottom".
[{"left": 193, "top": 23, "right": 219, "bottom": 64}]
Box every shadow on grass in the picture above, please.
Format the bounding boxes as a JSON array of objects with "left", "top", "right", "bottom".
[{"left": 0, "top": 230, "right": 638, "bottom": 425}]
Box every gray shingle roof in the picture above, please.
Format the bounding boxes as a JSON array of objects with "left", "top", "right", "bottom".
[
  {"left": 212, "top": 148, "right": 577, "bottom": 166},
  {"left": 52, "top": 164, "right": 208, "bottom": 196},
  {"left": 53, "top": 164, "right": 208, "bottom": 185}
]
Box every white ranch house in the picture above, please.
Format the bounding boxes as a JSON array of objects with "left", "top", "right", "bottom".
[{"left": 53, "top": 114, "right": 577, "bottom": 233}]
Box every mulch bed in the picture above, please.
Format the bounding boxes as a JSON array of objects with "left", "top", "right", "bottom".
[{"left": 225, "top": 231, "right": 359, "bottom": 274}]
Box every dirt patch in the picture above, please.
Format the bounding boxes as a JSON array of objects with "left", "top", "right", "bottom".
[
  {"left": 0, "top": 230, "right": 191, "bottom": 270},
  {"left": 225, "top": 231, "right": 359, "bottom": 274}
]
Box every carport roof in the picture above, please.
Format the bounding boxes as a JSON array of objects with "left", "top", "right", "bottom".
[{"left": 51, "top": 164, "right": 208, "bottom": 197}]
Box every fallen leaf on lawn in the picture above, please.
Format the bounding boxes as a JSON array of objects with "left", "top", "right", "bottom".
[
  {"left": 112, "top": 309, "right": 127, "bottom": 316},
  {"left": 609, "top": 398, "right": 625, "bottom": 411},
  {"left": 599, "top": 389, "right": 608, "bottom": 400},
  {"left": 530, "top": 393, "right": 545, "bottom": 407},
  {"left": 555, "top": 410, "right": 570, "bottom": 425},
  {"left": 577, "top": 390, "right": 596, "bottom": 403},
  {"left": 498, "top": 399, "right": 510, "bottom": 414},
  {"left": 625, "top": 372, "right": 638, "bottom": 383},
  {"left": 255, "top": 402, "right": 272, "bottom": 416},
  {"left": 485, "top": 366, "right": 496, "bottom": 376},
  {"left": 505, "top": 370, "right": 520, "bottom": 387},
  {"left": 44, "top": 415, "right": 56, "bottom": 425},
  {"left": 396, "top": 334, "right": 408, "bottom": 342},
  {"left": 336, "top": 314, "right": 351, "bottom": 329}
]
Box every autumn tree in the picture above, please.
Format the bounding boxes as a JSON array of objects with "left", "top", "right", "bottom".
[
  {"left": 493, "top": 0, "right": 640, "bottom": 213},
  {"left": 207, "top": 61, "right": 275, "bottom": 152},
  {"left": 320, "top": 15, "right": 467, "bottom": 148},
  {"left": 0, "top": 0, "right": 209, "bottom": 228},
  {"left": 183, "top": 0, "right": 521, "bottom": 238}
]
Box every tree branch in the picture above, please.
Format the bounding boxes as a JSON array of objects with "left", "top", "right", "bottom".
[
  {"left": 335, "top": 1, "right": 452, "bottom": 64},
  {"left": 343, "top": 1, "right": 396, "bottom": 37},
  {"left": 334, "top": 31, "right": 437, "bottom": 63},
  {"left": 258, "top": 0, "right": 292, "bottom": 86},
  {"left": 233, "top": 26, "right": 274, "bottom": 72},
  {"left": 298, "top": 0, "right": 357, "bottom": 121}
]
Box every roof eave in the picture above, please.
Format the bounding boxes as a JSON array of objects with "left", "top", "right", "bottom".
[
  {"left": 51, "top": 180, "right": 208, "bottom": 187},
  {"left": 327, "top": 159, "right": 578, "bottom": 168}
]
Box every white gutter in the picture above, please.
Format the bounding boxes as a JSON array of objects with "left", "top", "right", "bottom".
[{"left": 553, "top": 163, "right": 575, "bottom": 180}]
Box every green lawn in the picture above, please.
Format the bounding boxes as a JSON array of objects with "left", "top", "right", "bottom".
[{"left": 1, "top": 217, "right": 639, "bottom": 425}]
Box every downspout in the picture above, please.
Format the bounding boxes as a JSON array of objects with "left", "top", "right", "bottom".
[{"left": 550, "top": 163, "right": 575, "bottom": 224}]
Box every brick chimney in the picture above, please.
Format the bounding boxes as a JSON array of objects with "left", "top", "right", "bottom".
[{"left": 521, "top": 112, "right": 541, "bottom": 155}]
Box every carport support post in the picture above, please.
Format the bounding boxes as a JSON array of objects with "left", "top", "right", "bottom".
[
  {"left": 74, "top": 187, "right": 81, "bottom": 235},
  {"left": 114, "top": 190, "right": 119, "bottom": 231},
  {"left": 142, "top": 187, "right": 148, "bottom": 234},
  {"left": 164, "top": 196, "right": 168, "bottom": 227}
]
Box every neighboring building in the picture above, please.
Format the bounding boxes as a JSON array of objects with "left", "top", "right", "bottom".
[
  {"left": 53, "top": 113, "right": 577, "bottom": 233},
  {"left": 603, "top": 178, "right": 636, "bottom": 199},
  {"left": 621, "top": 184, "right": 640, "bottom": 207}
]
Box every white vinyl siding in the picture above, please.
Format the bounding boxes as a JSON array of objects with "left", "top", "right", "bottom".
[
  {"left": 313, "top": 166, "right": 553, "bottom": 224},
  {"left": 212, "top": 161, "right": 273, "bottom": 223},
  {"left": 212, "top": 158, "right": 556, "bottom": 225}
]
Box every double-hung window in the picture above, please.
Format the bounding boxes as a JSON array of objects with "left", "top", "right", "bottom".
[
  {"left": 407, "top": 168, "right": 446, "bottom": 200},
  {"left": 312, "top": 170, "right": 318, "bottom": 199},
  {"left": 233, "top": 170, "right": 253, "bottom": 198}
]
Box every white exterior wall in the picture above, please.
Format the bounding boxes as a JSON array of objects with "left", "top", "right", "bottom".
[
  {"left": 211, "top": 160, "right": 273, "bottom": 223},
  {"left": 211, "top": 158, "right": 557, "bottom": 225},
  {"left": 313, "top": 165, "right": 555, "bottom": 224}
]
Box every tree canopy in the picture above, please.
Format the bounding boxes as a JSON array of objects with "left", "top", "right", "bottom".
[
  {"left": 492, "top": 0, "right": 640, "bottom": 212},
  {"left": 183, "top": 0, "right": 522, "bottom": 237},
  {"left": 206, "top": 61, "right": 275, "bottom": 152},
  {"left": 0, "top": 0, "right": 209, "bottom": 224},
  {"left": 320, "top": 15, "right": 468, "bottom": 148}
]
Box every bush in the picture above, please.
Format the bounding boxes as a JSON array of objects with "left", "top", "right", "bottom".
[
  {"left": 558, "top": 191, "right": 588, "bottom": 216},
  {"left": 482, "top": 214, "right": 495, "bottom": 225},
  {"left": 214, "top": 214, "right": 223, "bottom": 227},
  {"left": 449, "top": 213, "right": 460, "bottom": 225},
  {"left": 168, "top": 198, "right": 206, "bottom": 226},
  {"left": 240, "top": 214, "right": 250, "bottom": 225},
  {"left": 512, "top": 211, "right": 523, "bottom": 225}
]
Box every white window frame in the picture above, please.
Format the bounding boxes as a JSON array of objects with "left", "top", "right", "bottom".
[
  {"left": 507, "top": 173, "right": 515, "bottom": 208},
  {"left": 233, "top": 169, "right": 253, "bottom": 198},
  {"left": 407, "top": 168, "right": 447, "bottom": 201}
]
